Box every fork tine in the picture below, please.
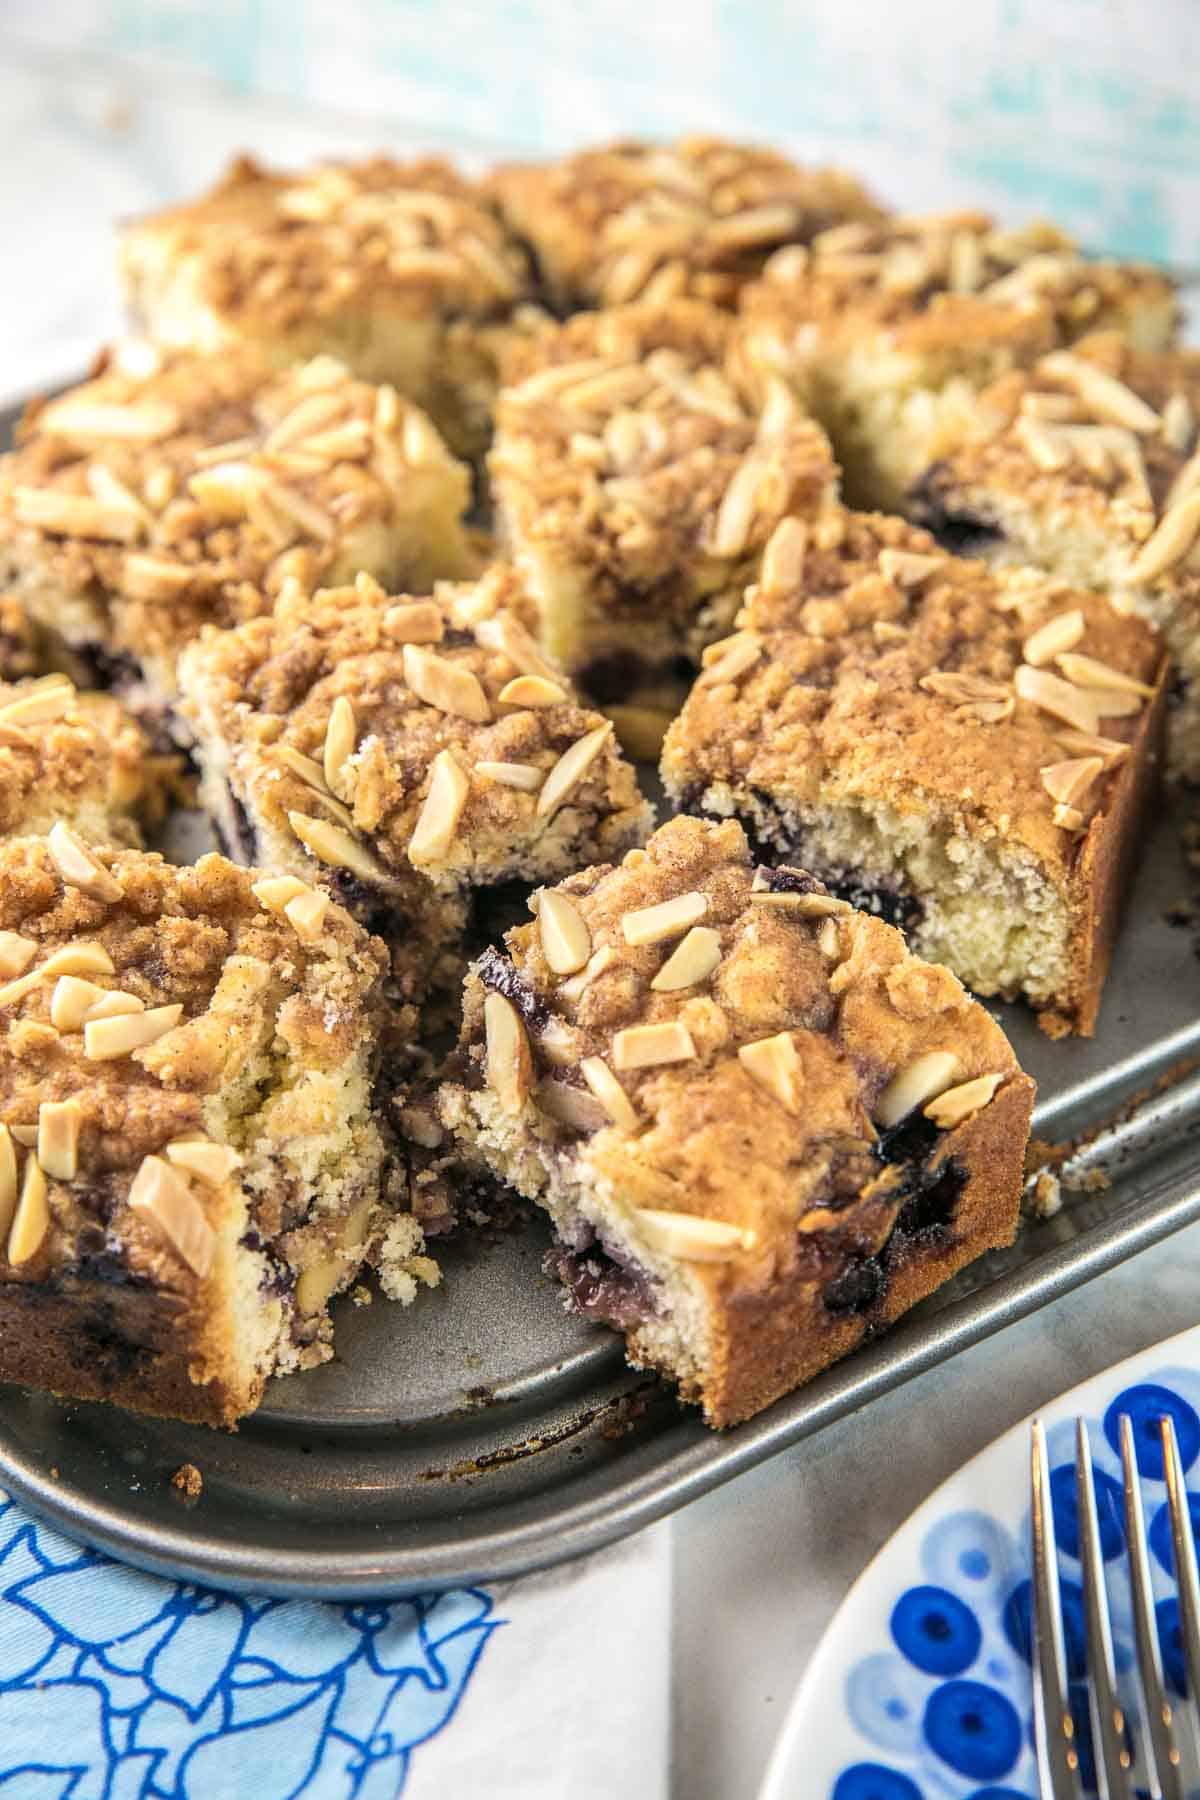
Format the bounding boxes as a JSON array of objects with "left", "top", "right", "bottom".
[
  {"left": 1159, "top": 1416, "right": 1200, "bottom": 1778},
  {"left": 1120, "top": 1412, "right": 1185, "bottom": 1800},
  {"left": 1076, "top": 1419, "right": 1138, "bottom": 1799},
  {"left": 1032, "top": 1420, "right": 1084, "bottom": 1798}
]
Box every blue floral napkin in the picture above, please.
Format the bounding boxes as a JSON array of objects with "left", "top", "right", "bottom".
[{"left": 0, "top": 1489, "right": 669, "bottom": 1798}]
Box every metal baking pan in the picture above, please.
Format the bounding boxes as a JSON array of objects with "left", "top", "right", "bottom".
[{"left": 2, "top": 399, "right": 1200, "bottom": 1598}]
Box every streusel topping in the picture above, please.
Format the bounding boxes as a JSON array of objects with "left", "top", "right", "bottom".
[
  {"left": 0, "top": 344, "right": 471, "bottom": 677},
  {"left": 661, "top": 509, "right": 1163, "bottom": 870},
  {"left": 179, "top": 565, "right": 650, "bottom": 890},
  {"left": 0, "top": 674, "right": 171, "bottom": 839},
  {"left": 123, "top": 153, "right": 534, "bottom": 326},
  {"left": 490, "top": 136, "right": 885, "bottom": 311},
  {"left": 491, "top": 300, "right": 838, "bottom": 597}
]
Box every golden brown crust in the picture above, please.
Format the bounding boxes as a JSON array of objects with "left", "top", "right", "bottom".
[
  {"left": 661, "top": 508, "right": 1164, "bottom": 1030},
  {"left": 490, "top": 300, "right": 839, "bottom": 675},
  {"left": 440, "top": 815, "right": 1033, "bottom": 1425},
  {"left": 121, "top": 153, "right": 533, "bottom": 328},
  {"left": 179, "top": 563, "right": 651, "bottom": 902},
  {"left": 0, "top": 345, "right": 472, "bottom": 698},
  {"left": 490, "top": 136, "right": 885, "bottom": 311},
  {"left": 738, "top": 214, "right": 1178, "bottom": 364}
]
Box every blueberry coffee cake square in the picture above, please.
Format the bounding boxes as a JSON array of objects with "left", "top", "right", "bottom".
[
  {"left": 733, "top": 211, "right": 1178, "bottom": 512},
  {"left": 438, "top": 815, "right": 1035, "bottom": 1426},
  {"left": 909, "top": 333, "right": 1200, "bottom": 778},
  {"left": 178, "top": 564, "right": 651, "bottom": 1009},
  {"left": 660, "top": 509, "right": 1165, "bottom": 1036},
  {"left": 489, "top": 299, "right": 839, "bottom": 716},
  {"left": 0, "top": 672, "right": 173, "bottom": 849},
  {"left": 489, "top": 135, "right": 885, "bottom": 314},
  {"left": 0, "top": 343, "right": 473, "bottom": 730},
  {"left": 118, "top": 155, "right": 535, "bottom": 460},
  {"left": 0, "top": 837, "right": 432, "bottom": 1426}
]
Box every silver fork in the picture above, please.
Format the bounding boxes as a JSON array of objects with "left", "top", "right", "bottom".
[{"left": 1031, "top": 1412, "right": 1200, "bottom": 1798}]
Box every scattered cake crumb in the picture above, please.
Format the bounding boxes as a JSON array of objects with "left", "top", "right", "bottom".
[
  {"left": 172, "top": 1462, "right": 203, "bottom": 1500},
  {"left": 350, "top": 1284, "right": 373, "bottom": 1307},
  {"left": 1029, "top": 1170, "right": 1063, "bottom": 1219}
]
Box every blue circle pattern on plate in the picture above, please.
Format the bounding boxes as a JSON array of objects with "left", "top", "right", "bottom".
[
  {"left": 832, "top": 1374, "right": 1200, "bottom": 1798},
  {"left": 0, "top": 1488, "right": 501, "bottom": 1797}
]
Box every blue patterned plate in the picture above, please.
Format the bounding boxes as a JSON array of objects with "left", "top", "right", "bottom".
[{"left": 759, "top": 1323, "right": 1200, "bottom": 1800}]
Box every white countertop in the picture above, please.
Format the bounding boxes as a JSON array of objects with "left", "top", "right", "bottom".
[{"left": 5, "top": 47, "right": 1199, "bottom": 1800}]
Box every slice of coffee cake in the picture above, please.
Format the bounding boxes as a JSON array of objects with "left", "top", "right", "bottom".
[
  {"left": 0, "top": 837, "right": 429, "bottom": 1426},
  {"left": 439, "top": 816, "right": 1035, "bottom": 1426},
  {"left": 0, "top": 344, "right": 472, "bottom": 732},
  {"left": 660, "top": 510, "right": 1165, "bottom": 1036}
]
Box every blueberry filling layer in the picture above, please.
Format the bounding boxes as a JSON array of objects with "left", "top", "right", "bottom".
[
  {"left": 213, "top": 786, "right": 258, "bottom": 865},
  {"left": 906, "top": 464, "right": 1005, "bottom": 556},
  {"left": 822, "top": 1141, "right": 968, "bottom": 1319},
  {"left": 740, "top": 807, "right": 927, "bottom": 936},
  {"left": 476, "top": 946, "right": 553, "bottom": 1033},
  {"left": 547, "top": 1241, "right": 660, "bottom": 1332}
]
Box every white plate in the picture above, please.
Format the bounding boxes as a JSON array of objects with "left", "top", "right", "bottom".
[{"left": 760, "top": 1322, "right": 1200, "bottom": 1800}]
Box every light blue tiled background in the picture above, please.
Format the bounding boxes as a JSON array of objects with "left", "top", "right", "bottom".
[{"left": 6, "top": 0, "right": 1200, "bottom": 265}]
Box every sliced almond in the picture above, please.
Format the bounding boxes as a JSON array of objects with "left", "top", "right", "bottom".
[
  {"left": 47, "top": 823, "right": 123, "bottom": 903},
  {"left": 537, "top": 890, "right": 592, "bottom": 975},
  {"left": 0, "top": 934, "right": 36, "bottom": 980},
  {"left": 559, "top": 944, "right": 619, "bottom": 1004},
  {"left": 878, "top": 548, "right": 944, "bottom": 588},
  {"left": 632, "top": 1207, "right": 754, "bottom": 1263},
  {"left": 289, "top": 811, "right": 389, "bottom": 884},
  {"left": 484, "top": 991, "right": 532, "bottom": 1115},
  {"left": 750, "top": 890, "right": 851, "bottom": 917},
  {"left": 924, "top": 1071, "right": 1005, "bottom": 1130},
  {"left": 611, "top": 1020, "right": 696, "bottom": 1071},
  {"left": 536, "top": 724, "right": 613, "bottom": 819},
  {"left": 8, "top": 1125, "right": 35, "bottom": 1148},
  {"left": 1040, "top": 756, "right": 1104, "bottom": 808},
  {"left": 623, "top": 892, "right": 707, "bottom": 948},
  {"left": 476, "top": 760, "right": 545, "bottom": 792},
  {"left": 760, "top": 518, "right": 808, "bottom": 590},
  {"left": 474, "top": 611, "right": 560, "bottom": 682},
  {"left": 0, "top": 677, "right": 75, "bottom": 727},
  {"left": 738, "top": 1032, "right": 802, "bottom": 1113},
  {"left": 651, "top": 926, "right": 722, "bottom": 993},
  {"left": 49, "top": 975, "right": 105, "bottom": 1031},
  {"left": 817, "top": 917, "right": 841, "bottom": 958},
  {"left": 1053, "top": 729, "right": 1132, "bottom": 768},
  {"left": 498, "top": 675, "right": 568, "bottom": 709},
  {"left": 1054, "top": 652, "right": 1155, "bottom": 698},
  {"left": 276, "top": 744, "right": 333, "bottom": 793},
  {"left": 165, "top": 1139, "right": 242, "bottom": 1184},
  {"left": 876, "top": 1050, "right": 959, "bottom": 1128},
  {"left": 1014, "top": 415, "right": 1072, "bottom": 471},
  {"left": 37, "top": 1098, "right": 81, "bottom": 1181},
  {"left": 1013, "top": 665, "right": 1100, "bottom": 734},
  {"left": 0, "top": 941, "right": 115, "bottom": 1009},
  {"left": 1040, "top": 352, "right": 1160, "bottom": 433},
  {"left": 537, "top": 1079, "right": 608, "bottom": 1133},
  {"left": 284, "top": 890, "right": 331, "bottom": 943},
  {"left": 410, "top": 750, "right": 471, "bottom": 865},
  {"left": 921, "top": 671, "right": 1011, "bottom": 707},
  {"left": 1128, "top": 490, "right": 1200, "bottom": 583},
  {"left": 697, "top": 632, "right": 762, "bottom": 688},
  {"left": 580, "top": 1055, "right": 639, "bottom": 1132},
  {"left": 403, "top": 644, "right": 491, "bottom": 723},
  {"left": 83, "top": 989, "right": 144, "bottom": 1022},
  {"left": 382, "top": 601, "right": 445, "bottom": 644},
  {"left": 1053, "top": 802, "right": 1085, "bottom": 831},
  {"left": 128, "top": 1154, "right": 215, "bottom": 1279},
  {"left": 11, "top": 486, "right": 145, "bottom": 542},
  {"left": 0, "top": 1127, "right": 16, "bottom": 1242},
  {"left": 1163, "top": 391, "right": 1195, "bottom": 451},
  {"left": 323, "top": 696, "right": 357, "bottom": 798},
  {"left": 1022, "top": 610, "right": 1085, "bottom": 666},
  {"left": 252, "top": 874, "right": 311, "bottom": 914},
  {"left": 84, "top": 1002, "right": 184, "bottom": 1061},
  {"left": 7, "top": 1156, "right": 49, "bottom": 1265}
]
